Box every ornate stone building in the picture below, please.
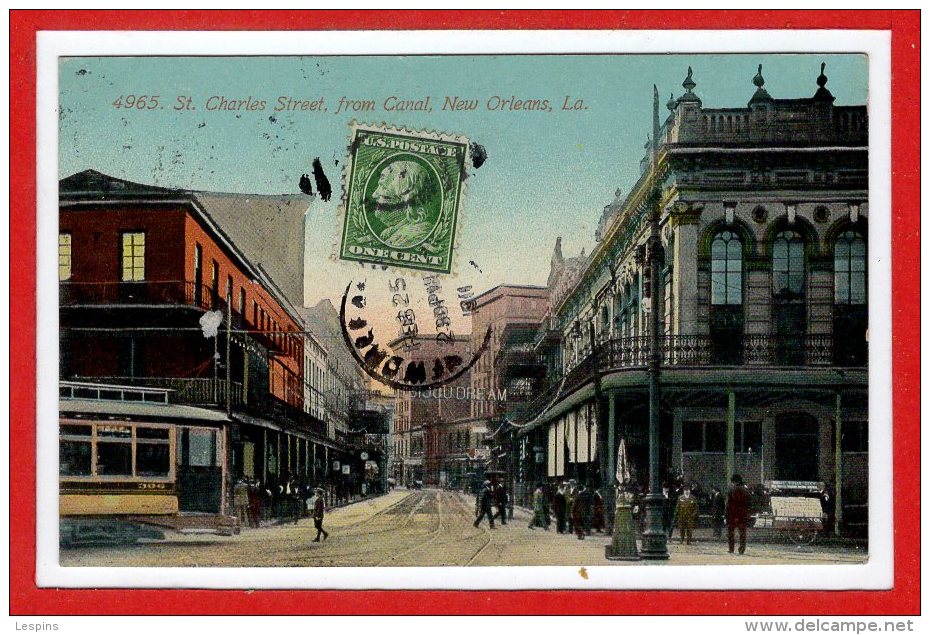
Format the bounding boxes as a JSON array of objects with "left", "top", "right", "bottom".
[{"left": 519, "top": 64, "right": 869, "bottom": 535}]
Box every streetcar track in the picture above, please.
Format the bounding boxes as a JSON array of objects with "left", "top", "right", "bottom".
[
  {"left": 328, "top": 490, "right": 424, "bottom": 534},
  {"left": 374, "top": 491, "right": 445, "bottom": 566},
  {"left": 447, "top": 492, "right": 493, "bottom": 566},
  {"left": 336, "top": 491, "right": 428, "bottom": 538}
]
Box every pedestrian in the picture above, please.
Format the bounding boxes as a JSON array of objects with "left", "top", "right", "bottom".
[
  {"left": 542, "top": 482, "right": 552, "bottom": 528},
  {"left": 592, "top": 489, "right": 606, "bottom": 533},
  {"left": 528, "top": 483, "right": 549, "bottom": 530},
  {"left": 261, "top": 482, "right": 274, "bottom": 522},
  {"left": 676, "top": 488, "right": 698, "bottom": 545},
  {"left": 710, "top": 486, "right": 725, "bottom": 539},
  {"left": 819, "top": 484, "right": 836, "bottom": 537},
  {"left": 311, "top": 486, "right": 329, "bottom": 542},
  {"left": 726, "top": 474, "right": 751, "bottom": 554},
  {"left": 233, "top": 478, "right": 250, "bottom": 527},
  {"left": 493, "top": 480, "right": 509, "bottom": 525},
  {"left": 553, "top": 483, "right": 567, "bottom": 533},
  {"left": 572, "top": 484, "right": 589, "bottom": 539},
  {"left": 474, "top": 480, "right": 496, "bottom": 529},
  {"left": 665, "top": 475, "right": 683, "bottom": 538},
  {"left": 247, "top": 479, "right": 261, "bottom": 528},
  {"left": 564, "top": 482, "right": 575, "bottom": 535}
]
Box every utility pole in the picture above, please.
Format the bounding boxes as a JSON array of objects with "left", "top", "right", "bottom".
[
  {"left": 640, "top": 84, "right": 670, "bottom": 560},
  {"left": 226, "top": 290, "right": 233, "bottom": 418}
]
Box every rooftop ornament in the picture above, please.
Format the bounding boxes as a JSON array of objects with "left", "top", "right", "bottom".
[
  {"left": 813, "top": 62, "right": 836, "bottom": 102},
  {"left": 749, "top": 63, "right": 773, "bottom": 104},
  {"left": 678, "top": 66, "right": 701, "bottom": 104}
]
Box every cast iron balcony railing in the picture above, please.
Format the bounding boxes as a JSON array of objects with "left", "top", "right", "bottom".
[
  {"left": 60, "top": 280, "right": 298, "bottom": 356},
  {"left": 518, "top": 333, "right": 860, "bottom": 423}
]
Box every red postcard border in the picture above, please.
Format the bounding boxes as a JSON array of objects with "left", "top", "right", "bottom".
[{"left": 9, "top": 9, "right": 920, "bottom": 616}]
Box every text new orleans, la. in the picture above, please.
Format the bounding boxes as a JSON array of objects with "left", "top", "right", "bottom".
[{"left": 412, "top": 386, "right": 508, "bottom": 402}]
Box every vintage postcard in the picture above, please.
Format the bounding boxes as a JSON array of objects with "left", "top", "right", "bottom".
[{"left": 27, "top": 24, "right": 904, "bottom": 599}]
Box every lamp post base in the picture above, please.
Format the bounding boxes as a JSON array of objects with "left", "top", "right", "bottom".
[
  {"left": 605, "top": 494, "right": 640, "bottom": 561},
  {"left": 639, "top": 493, "right": 670, "bottom": 560}
]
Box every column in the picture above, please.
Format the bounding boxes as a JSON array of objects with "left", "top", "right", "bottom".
[
  {"left": 670, "top": 203, "right": 702, "bottom": 335},
  {"left": 262, "top": 428, "right": 268, "bottom": 484},
  {"left": 605, "top": 392, "right": 617, "bottom": 527},
  {"left": 834, "top": 392, "right": 843, "bottom": 536},
  {"left": 726, "top": 390, "right": 736, "bottom": 480}
]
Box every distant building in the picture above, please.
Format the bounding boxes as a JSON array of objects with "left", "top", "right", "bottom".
[
  {"left": 389, "top": 334, "right": 473, "bottom": 487},
  {"left": 303, "top": 299, "right": 369, "bottom": 445}
]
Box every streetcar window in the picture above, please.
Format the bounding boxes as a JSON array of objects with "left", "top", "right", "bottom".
[
  {"left": 137, "top": 443, "right": 170, "bottom": 476},
  {"left": 97, "top": 424, "right": 132, "bottom": 439},
  {"left": 96, "top": 442, "right": 132, "bottom": 476},
  {"left": 137, "top": 427, "right": 170, "bottom": 440},
  {"left": 60, "top": 440, "right": 92, "bottom": 476},
  {"left": 60, "top": 424, "right": 91, "bottom": 437},
  {"left": 187, "top": 429, "right": 217, "bottom": 467}
]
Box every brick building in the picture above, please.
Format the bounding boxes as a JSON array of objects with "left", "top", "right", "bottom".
[{"left": 58, "top": 170, "right": 354, "bottom": 516}]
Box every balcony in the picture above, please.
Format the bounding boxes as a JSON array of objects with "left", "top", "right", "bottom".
[
  {"left": 519, "top": 333, "right": 862, "bottom": 423},
  {"left": 60, "top": 280, "right": 292, "bottom": 354}
]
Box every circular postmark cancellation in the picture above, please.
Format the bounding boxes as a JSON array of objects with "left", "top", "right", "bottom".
[
  {"left": 339, "top": 280, "right": 490, "bottom": 391},
  {"left": 339, "top": 122, "right": 469, "bottom": 275}
]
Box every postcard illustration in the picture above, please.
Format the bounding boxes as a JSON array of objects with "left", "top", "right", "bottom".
[{"left": 52, "top": 49, "right": 874, "bottom": 575}]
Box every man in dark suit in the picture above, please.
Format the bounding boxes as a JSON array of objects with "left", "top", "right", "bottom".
[{"left": 726, "top": 474, "right": 751, "bottom": 554}]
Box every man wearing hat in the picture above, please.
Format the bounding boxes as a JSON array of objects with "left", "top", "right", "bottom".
[
  {"left": 726, "top": 474, "right": 751, "bottom": 554},
  {"left": 312, "top": 487, "right": 329, "bottom": 542},
  {"left": 474, "top": 480, "right": 496, "bottom": 529}
]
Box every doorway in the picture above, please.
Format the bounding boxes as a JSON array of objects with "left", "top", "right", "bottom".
[
  {"left": 177, "top": 426, "right": 224, "bottom": 513},
  {"left": 774, "top": 413, "right": 819, "bottom": 481}
]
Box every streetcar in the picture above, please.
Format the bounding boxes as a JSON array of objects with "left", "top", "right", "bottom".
[{"left": 59, "top": 382, "right": 234, "bottom": 546}]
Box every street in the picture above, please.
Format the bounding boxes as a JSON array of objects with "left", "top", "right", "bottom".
[{"left": 60, "top": 489, "right": 868, "bottom": 567}]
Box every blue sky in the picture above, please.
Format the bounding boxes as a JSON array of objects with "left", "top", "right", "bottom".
[{"left": 59, "top": 54, "right": 868, "bottom": 310}]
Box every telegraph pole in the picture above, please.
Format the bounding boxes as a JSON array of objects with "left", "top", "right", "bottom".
[
  {"left": 226, "top": 290, "right": 233, "bottom": 417},
  {"left": 640, "top": 85, "right": 670, "bottom": 560}
]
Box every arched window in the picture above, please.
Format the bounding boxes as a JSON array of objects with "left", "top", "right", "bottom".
[
  {"left": 833, "top": 229, "right": 867, "bottom": 366},
  {"left": 628, "top": 283, "right": 639, "bottom": 338},
  {"left": 834, "top": 230, "right": 866, "bottom": 305},
  {"left": 709, "top": 229, "right": 745, "bottom": 364},
  {"left": 613, "top": 291, "right": 625, "bottom": 337},
  {"left": 772, "top": 229, "right": 807, "bottom": 365},
  {"left": 711, "top": 230, "right": 743, "bottom": 305},
  {"left": 772, "top": 230, "right": 806, "bottom": 302}
]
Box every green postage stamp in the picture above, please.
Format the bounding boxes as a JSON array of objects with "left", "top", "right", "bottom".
[{"left": 338, "top": 123, "right": 469, "bottom": 274}]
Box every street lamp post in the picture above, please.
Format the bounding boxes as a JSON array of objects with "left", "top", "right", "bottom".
[{"left": 639, "top": 85, "right": 670, "bottom": 560}]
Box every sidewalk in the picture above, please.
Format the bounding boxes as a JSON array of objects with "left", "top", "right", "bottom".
[{"left": 512, "top": 504, "right": 867, "bottom": 549}]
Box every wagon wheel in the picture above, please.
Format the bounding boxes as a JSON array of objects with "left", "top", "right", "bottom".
[{"left": 787, "top": 522, "right": 819, "bottom": 546}]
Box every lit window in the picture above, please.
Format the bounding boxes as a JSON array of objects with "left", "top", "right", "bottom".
[
  {"left": 121, "top": 232, "right": 146, "bottom": 281},
  {"left": 59, "top": 233, "right": 72, "bottom": 281}
]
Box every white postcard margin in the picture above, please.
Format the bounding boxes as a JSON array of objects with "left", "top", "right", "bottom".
[{"left": 35, "top": 28, "right": 892, "bottom": 590}]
